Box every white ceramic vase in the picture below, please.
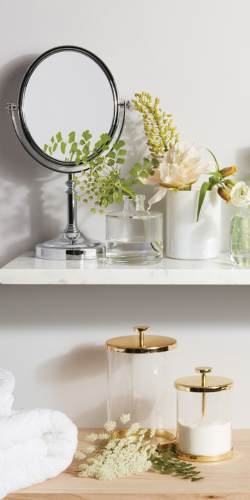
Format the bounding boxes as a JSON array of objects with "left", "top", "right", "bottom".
[{"left": 166, "top": 190, "right": 221, "bottom": 259}]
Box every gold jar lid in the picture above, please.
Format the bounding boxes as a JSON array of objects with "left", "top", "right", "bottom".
[
  {"left": 106, "top": 326, "right": 177, "bottom": 353},
  {"left": 175, "top": 367, "right": 233, "bottom": 393}
]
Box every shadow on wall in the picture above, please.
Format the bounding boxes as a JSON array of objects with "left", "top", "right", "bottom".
[
  {"left": 236, "top": 147, "right": 250, "bottom": 182},
  {"left": 1, "top": 284, "right": 250, "bottom": 330},
  {"left": 36, "top": 343, "right": 107, "bottom": 426},
  {"left": 37, "top": 343, "right": 106, "bottom": 383},
  {"left": 0, "top": 56, "right": 61, "bottom": 266}
]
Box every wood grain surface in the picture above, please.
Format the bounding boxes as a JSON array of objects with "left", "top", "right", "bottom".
[{"left": 7, "top": 429, "right": 250, "bottom": 500}]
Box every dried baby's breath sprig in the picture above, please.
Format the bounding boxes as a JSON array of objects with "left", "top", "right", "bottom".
[
  {"left": 76, "top": 415, "right": 203, "bottom": 482},
  {"left": 77, "top": 416, "right": 156, "bottom": 480},
  {"left": 98, "top": 433, "right": 109, "bottom": 440},
  {"left": 104, "top": 420, "right": 117, "bottom": 432},
  {"left": 74, "top": 450, "right": 86, "bottom": 460},
  {"left": 120, "top": 413, "right": 131, "bottom": 424},
  {"left": 86, "top": 433, "right": 98, "bottom": 442}
]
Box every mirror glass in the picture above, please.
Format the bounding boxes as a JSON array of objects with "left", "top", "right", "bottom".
[{"left": 19, "top": 47, "right": 118, "bottom": 165}]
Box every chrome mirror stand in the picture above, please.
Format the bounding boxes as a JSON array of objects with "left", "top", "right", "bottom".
[
  {"left": 7, "top": 101, "right": 127, "bottom": 260},
  {"left": 36, "top": 173, "right": 106, "bottom": 260}
]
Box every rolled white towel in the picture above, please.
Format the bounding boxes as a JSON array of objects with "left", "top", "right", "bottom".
[
  {"left": 0, "top": 369, "right": 15, "bottom": 417},
  {"left": 0, "top": 408, "right": 78, "bottom": 498}
]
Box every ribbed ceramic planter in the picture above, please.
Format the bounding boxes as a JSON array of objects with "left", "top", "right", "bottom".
[{"left": 166, "top": 190, "right": 221, "bottom": 259}]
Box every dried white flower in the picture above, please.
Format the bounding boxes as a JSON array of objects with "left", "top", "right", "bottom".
[
  {"left": 104, "top": 420, "right": 117, "bottom": 432},
  {"left": 84, "top": 445, "right": 96, "bottom": 454},
  {"left": 127, "top": 422, "right": 141, "bottom": 435},
  {"left": 120, "top": 413, "right": 131, "bottom": 424},
  {"left": 98, "top": 433, "right": 109, "bottom": 440},
  {"left": 78, "top": 416, "right": 156, "bottom": 480},
  {"left": 74, "top": 450, "right": 86, "bottom": 460},
  {"left": 86, "top": 433, "right": 98, "bottom": 442}
]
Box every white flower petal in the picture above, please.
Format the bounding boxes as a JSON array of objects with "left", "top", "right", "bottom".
[{"left": 148, "top": 187, "right": 167, "bottom": 209}]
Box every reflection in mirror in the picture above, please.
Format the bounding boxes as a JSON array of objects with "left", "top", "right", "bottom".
[{"left": 19, "top": 48, "right": 117, "bottom": 164}]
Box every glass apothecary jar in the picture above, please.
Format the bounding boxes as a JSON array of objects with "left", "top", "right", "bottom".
[
  {"left": 230, "top": 209, "right": 250, "bottom": 266},
  {"left": 105, "top": 195, "right": 163, "bottom": 263},
  {"left": 175, "top": 367, "right": 233, "bottom": 462},
  {"left": 106, "top": 326, "right": 176, "bottom": 432}
]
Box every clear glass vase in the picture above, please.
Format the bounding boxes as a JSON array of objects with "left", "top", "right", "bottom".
[
  {"left": 106, "top": 195, "right": 163, "bottom": 263},
  {"left": 230, "top": 209, "right": 250, "bottom": 266}
]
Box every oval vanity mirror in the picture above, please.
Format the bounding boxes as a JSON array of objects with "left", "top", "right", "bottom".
[{"left": 8, "top": 46, "right": 126, "bottom": 259}]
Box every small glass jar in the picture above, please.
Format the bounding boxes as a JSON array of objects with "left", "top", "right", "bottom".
[
  {"left": 106, "top": 326, "right": 176, "bottom": 433},
  {"left": 175, "top": 367, "right": 233, "bottom": 462},
  {"left": 105, "top": 195, "right": 163, "bottom": 263},
  {"left": 230, "top": 209, "right": 250, "bottom": 266}
]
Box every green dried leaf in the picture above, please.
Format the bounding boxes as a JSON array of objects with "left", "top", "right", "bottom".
[
  {"left": 207, "top": 148, "right": 220, "bottom": 171},
  {"left": 197, "top": 181, "right": 209, "bottom": 221},
  {"left": 70, "top": 142, "right": 77, "bottom": 153},
  {"left": 68, "top": 131, "right": 76, "bottom": 143},
  {"left": 82, "top": 130, "right": 92, "bottom": 141},
  {"left": 61, "top": 142, "right": 66, "bottom": 154},
  {"left": 100, "top": 133, "right": 110, "bottom": 144},
  {"left": 113, "top": 139, "right": 125, "bottom": 150},
  {"left": 56, "top": 131, "right": 62, "bottom": 142},
  {"left": 107, "top": 151, "right": 116, "bottom": 159},
  {"left": 151, "top": 444, "right": 203, "bottom": 482}
]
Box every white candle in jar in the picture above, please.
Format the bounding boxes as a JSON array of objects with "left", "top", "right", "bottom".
[{"left": 177, "top": 419, "right": 232, "bottom": 456}]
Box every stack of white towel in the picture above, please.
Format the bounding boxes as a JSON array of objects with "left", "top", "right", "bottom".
[{"left": 0, "top": 369, "right": 78, "bottom": 498}]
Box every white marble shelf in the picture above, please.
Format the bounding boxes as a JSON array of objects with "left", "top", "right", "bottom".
[{"left": 0, "top": 252, "right": 250, "bottom": 285}]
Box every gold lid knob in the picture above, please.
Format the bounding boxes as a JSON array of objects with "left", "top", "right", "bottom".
[
  {"left": 195, "top": 367, "right": 212, "bottom": 375},
  {"left": 134, "top": 325, "right": 150, "bottom": 348},
  {"left": 195, "top": 367, "right": 212, "bottom": 397}
]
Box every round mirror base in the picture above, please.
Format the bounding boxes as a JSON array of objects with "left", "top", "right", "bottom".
[{"left": 35, "top": 233, "right": 106, "bottom": 260}]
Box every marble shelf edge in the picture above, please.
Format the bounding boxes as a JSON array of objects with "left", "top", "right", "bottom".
[{"left": 0, "top": 252, "right": 249, "bottom": 285}]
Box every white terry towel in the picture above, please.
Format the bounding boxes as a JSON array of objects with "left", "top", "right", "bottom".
[
  {"left": 0, "top": 370, "right": 78, "bottom": 499},
  {"left": 0, "top": 369, "right": 15, "bottom": 417}
]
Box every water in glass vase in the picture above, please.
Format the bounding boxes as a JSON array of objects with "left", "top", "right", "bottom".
[
  {"left": 106, "top": 195, "right": 163, "bottom": 263},
  {"left": 230, "top": 210, "right": 250, "bottom": 266}
]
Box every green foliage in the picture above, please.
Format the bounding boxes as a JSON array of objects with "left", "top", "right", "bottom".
[
  {"left": 151, "top": 443, "right": 203, "bottom": 482},
  {"left": 197, "top": 150, "right": 237, "bottom": 220},
  {"left": 132, "top": 92, "right": 179, "bottom": 162},
  {"left": 44, "top": 130, "right": 136, "bottom": 212},
  {"left": 197, "top": 181, "right": 209, "bottom": 222},
  {"left": 129, "top": 158, "right": 154, "bottom": 180}
]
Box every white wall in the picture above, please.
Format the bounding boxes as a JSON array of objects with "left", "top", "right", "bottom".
[{"left": 0, "top": 0, "right": 250, "bottom": 427}]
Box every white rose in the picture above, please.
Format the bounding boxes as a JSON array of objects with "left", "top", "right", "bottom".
[{"left": 231, "top": 181, "right": 250, "bottom": 208}]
